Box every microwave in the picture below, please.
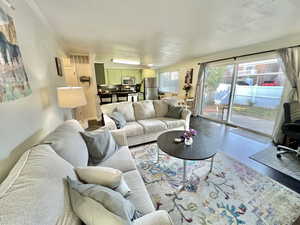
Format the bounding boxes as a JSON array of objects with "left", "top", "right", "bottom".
[{"left": 122, "top": 77, "right": 135, "bottom": 85}]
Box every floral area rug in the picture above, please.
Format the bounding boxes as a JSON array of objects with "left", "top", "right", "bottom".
[{"left": 131, "top": 143, "right": 300, "bottom": 225}]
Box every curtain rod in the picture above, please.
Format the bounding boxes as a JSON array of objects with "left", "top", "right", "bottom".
[{"left": 197, "top": 44, "right": 300, "bottom": 65}]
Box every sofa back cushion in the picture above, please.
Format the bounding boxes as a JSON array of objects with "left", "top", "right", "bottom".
[
  {"left": 153, "top": 100, "right": 169, "bottom": 117},
  {"left": 116, "top": 102, "right": 135, "bottom": 122},
  {"left": 133, "top": 100, "right": 156, "bottom": 120},
  {"left": 101, "top": 102, "right": 135, "bottom": 122},
  {"left": 0, "top": 145, "right": 80, "bottom": 225},
  {"left": 42, "top": 120, "right": 88, "bottom": 167}
]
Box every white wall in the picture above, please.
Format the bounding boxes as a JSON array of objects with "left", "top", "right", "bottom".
[
  {"left": 0, "top": 0, "right": 67, "bottom": 182},
  {"left": 158, "top": 33, "right": 300, "bottom": 98},
  {"left": 62, "top": 54, "right": 98, "bottom": 122}
]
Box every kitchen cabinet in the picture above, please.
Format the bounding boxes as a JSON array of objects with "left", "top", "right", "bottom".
[
  {"left": 105, "top": 69, "right": 142, "bottom": 85},
  {"left": 106, "top": 69, "right": 122, "bottom": 85},
  {"left": 121, "top": 69, "right": 142, "bottom": 84}
]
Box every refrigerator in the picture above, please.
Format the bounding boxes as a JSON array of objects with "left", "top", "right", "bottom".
[{"left": 144, "top": 77, "right": 158, "bottom": 100}]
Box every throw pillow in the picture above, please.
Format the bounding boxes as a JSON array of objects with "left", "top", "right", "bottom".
[
  {"left": 80, "top": 129, "right": 119, "bottom": 165},
  {"left": 67, "top": 177, "right": 141, "bottom": 225},
  {"left": 68, "top": 181, "right": 125, "bottom": 225},
  {"left": 75, "top": 166, "right": 132, "bottom": 197},
  {"left": 110, "top": 111, "right": 127, "bottom": 129},
  {"left": 165, "top": 104, "right": 183, "bottom": 119},
  {"left": 75, "top": 166, "right": 122, "bottom": 189}
]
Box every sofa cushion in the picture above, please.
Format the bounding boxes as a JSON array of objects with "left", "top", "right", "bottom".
[
  {"left": 42, "top": 120, "right": 88, "bottom": 167},
  {"left": 99, "top": 146, "right": 137, "bottom": 172},
  {"left": 133, "top": 100, "right": 156, "bottom": 120},
  {"left": 122, "top": 121, "right": 144, "bottom": 137},
  {"left": 153, "top": 100, "right": 169, "bottom": 117},
  {"left": 116, "top": 102, "right": 135, "bottom": 122},
  {"left": 0, "top": 145, "right": 80, "bottom": 225},
  {"left": 123, "top": 170, "right": 155, "bottom": 214},
  {"left": 158, "top": 117, "right": 186, "bottom": 129},
  {"left": 137, "top": 119, "right": 168, "bottom": 134}
]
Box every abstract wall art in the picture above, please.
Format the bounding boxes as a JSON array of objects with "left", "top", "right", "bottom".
[{"left": 0, "top": 6, "right": 31, "bottom": 103}]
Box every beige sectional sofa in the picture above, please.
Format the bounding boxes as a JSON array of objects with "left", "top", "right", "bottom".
[
  {"left": 0, "top": 120, "right": 173, "bottom": 225},
  {"left": 101, "top": 100, "right": 191, "bottom": 146}
]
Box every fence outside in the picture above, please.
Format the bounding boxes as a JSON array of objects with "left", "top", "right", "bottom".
[{"left": 213, "top": 84, "right": 283, "bottom": 109}]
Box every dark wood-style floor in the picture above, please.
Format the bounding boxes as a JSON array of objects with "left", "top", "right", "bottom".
[{"left": 190, "top": 116, "right": 300, "bottom": 194}]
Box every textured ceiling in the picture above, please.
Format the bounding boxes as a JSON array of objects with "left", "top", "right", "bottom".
[{"left": 34, "top": 0, "right": 300, "bottom": 67}]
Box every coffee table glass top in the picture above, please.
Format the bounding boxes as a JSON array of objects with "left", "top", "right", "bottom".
[{"left": 157, "top": 130, "right": 217, "bottom": 160}]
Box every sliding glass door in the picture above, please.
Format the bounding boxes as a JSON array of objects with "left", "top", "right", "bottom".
[
  {"left": 230, "top": 58, "right": 286, "bottom": 135},
  {"left": 202, "top": 64, "right": 234, "bottom": 121},
  {"left": 200, "top": 55, "right": 287, "bottom": 136}
]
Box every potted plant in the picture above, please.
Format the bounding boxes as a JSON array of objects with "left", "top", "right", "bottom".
[{"left": 182, "top": 129, "right": 197, "bottom": 146}]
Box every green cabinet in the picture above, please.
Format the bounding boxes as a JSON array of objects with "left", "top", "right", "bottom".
[
  {"left": 106, "top": 69, "right": 122, "bottom": 85},
  {"left": 121, "top": 69, "right": 142, "bottom": 84},
  {"left": 105, "top": 69, "right": 142, "bottom": 85}
]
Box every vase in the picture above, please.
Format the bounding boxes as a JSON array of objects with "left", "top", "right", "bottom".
[{"left": 185, "top": 137, "right": 193, "bottom": 146}]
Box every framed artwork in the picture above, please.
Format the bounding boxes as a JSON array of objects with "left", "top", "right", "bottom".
[
  {"left": 55, "top": 57, "right": 63, "bottom": 76},
  {"left": 0, "top": 6, "right": 31, "bottom": 103},
  {"left": 185, "top": 68, "right": 194, "bottom": 84}
]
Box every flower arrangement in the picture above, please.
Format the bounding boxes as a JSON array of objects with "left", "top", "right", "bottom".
[
  {"left": 183, "top": 83, "right": 192, "bottom": 91},
  {"left": 182, "top": 128, "right": 197, "bottom": 140},
  {"left": 183, "top": 83, "right": 192, "bottom": 97}
]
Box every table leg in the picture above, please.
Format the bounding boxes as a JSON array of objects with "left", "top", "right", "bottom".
[
  {"left": 179, "top": 160, "right": 187, "bottom": 191},
  {"left": 183, "top": 160, "right": 187, "bottom": 184},
  {"left": 156, "top": 147, "right": 159, "bottom": 163},
  {"left": 209, "top": 155, "right": 214, "bottom": 173}
]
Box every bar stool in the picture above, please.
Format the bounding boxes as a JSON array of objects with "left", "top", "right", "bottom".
[
  {"left": 116, "top": 92, "right": 129, "bottom": 102},
  {"left": 99, "top": 93, "right": 113, "bottom": 104}
]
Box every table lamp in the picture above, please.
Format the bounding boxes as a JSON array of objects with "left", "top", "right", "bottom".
[{"left": 57, "top": 87, "right": 87, "bottom": 120}]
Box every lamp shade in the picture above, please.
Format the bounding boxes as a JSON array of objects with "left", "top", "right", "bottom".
[{"left": 57, "top": 87, "right": 87, "bottom": 108}]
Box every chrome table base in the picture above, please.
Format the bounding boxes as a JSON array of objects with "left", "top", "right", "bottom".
[{"left": 156, "top": 147, "right": 215, "bottom": 192}]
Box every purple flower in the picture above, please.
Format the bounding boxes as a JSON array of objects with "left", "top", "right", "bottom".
[
  {"left": 190, "top": 129, "right": 197, "bottom": 136},
  {"left": 182, "top": 129, "right": 197, "bottom": 139}
]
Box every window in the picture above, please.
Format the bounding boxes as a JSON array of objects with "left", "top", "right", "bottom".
[{"left": 159, "top": 71, "right": 179, "bottom": 93}]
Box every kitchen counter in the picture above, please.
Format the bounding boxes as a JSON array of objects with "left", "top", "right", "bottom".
[{"left": 98, "top": 91, "right": 144, "bottom": 103}]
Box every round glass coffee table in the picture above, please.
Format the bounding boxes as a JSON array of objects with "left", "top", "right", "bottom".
[{"left": 157, "top": 130, "right": 217, "bottom": 190}]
